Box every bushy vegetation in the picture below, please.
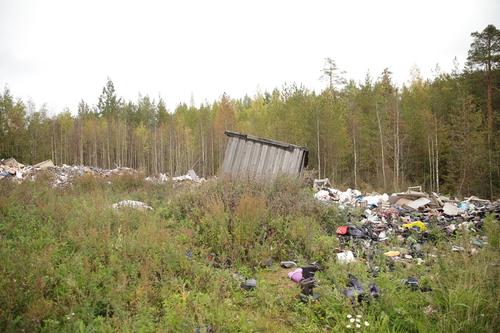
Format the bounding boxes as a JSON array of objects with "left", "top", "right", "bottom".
[{"left": 0, "top": 177, "right": 498, "bottom": 332}]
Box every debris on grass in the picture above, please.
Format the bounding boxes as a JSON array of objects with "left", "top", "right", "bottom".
[{"left": 112, "top": 200, "right": 153, "bottom": 211}]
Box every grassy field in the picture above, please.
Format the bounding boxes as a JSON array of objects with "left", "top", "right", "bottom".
[{"left": 0, "top": 174, "right": 498, "bottom": 332}]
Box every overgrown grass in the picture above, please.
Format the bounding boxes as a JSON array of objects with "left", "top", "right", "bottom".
[{"left": 0, "top": 176, "right": 498, "bottom": 332}]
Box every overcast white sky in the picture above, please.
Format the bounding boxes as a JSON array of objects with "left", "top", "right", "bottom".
[{"left": 1, "top": 0, "right": 499, "bottom": 114}]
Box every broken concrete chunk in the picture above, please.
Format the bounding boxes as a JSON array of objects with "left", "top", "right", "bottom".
[{"left": 443, "top": 202, "right": 459, "bottom": 216}]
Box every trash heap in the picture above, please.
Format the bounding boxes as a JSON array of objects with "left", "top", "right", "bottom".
[
  {"left": 314, "top": 183, "right": 499, "bottom": 236},
  {"left": 1, "top": 157, "right": 137, "bottom": 187},
  {"left": 316, "top": 183, "right": 498, "bottom": 277},
  {"left": 1, "top": 157, "right": 205, "bottom": 187},
  {"left": 299, "top": 182, "right": 499, "bottom": 304}
]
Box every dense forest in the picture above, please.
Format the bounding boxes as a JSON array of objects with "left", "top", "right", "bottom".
[{"left": 1, "top": 25, "right": 499, "bottom": 198}]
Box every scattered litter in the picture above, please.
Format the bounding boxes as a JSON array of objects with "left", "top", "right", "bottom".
[
  {"left": 384, "top": 250, "right": 401, "bottom": 257},
  {"left": 402, "top": 221, "right": 427, "bottom": 232},
  {"left": 112, "top": 200, "right": 153, "bottom": 211},
  {"left": 404, "top": 277, "right": 432, "bottom": 292},
  {"left": 288, "top": 268, "right": 303, "bottom": 283},
  {"left": 337, "top": 251, "right": 356, "bottom": 264},
  {"left": 451, "top": 245, "right": 465, "bottom": 252},
  {"left": 343, "top": 274, "right": 365, "bottom": 302},
  {"left": 336, "top": 226, "right": 349, "bottom": 235},
  {"left": 404, "top": 277, "right": 420, "bottom": 291},
  {"left": 280, "top": 261, "right": 297, "bottom": 268},
  {"left": 472, "top": 239, "right": 485, "bottom": 247},
  {"left": 241, "top": 278, "right": 257, "bottom": 290}
]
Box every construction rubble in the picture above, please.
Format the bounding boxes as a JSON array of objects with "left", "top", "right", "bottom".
[
  {"left": 145, "top": 169, "right": 205, "bottom": 184},
  {"left": 0, "top": 157, "right": 204, "bottom": 187}
]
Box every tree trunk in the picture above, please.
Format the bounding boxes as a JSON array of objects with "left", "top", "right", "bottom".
[
  {"left": 435, "top": 120, "right": 439, "bottom": 193},
  {"left": 316, "top": 109, "right": 321, "bottom": 178},
  {"left": 375, "top": 103, "right": 386, "bottom": 189}
]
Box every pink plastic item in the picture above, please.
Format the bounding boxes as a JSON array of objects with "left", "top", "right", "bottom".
[{"left": 288, "top": 268, "right": 303, "bottom": 283}]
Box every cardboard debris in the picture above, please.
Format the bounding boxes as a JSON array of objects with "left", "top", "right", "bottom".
[
  {"left": 33, "top": 159, "right": 54, "bottom": 169},
  {"left": 394, "top": 197, "right": 413, "bottom": 207}
]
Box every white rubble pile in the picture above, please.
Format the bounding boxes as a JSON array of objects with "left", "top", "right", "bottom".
[
  {"left": 112, "top": 200, "right": 153, "bottom": 211},
  {"left": 145, "top": 169, "right": 205, "bottom": 184},
  {"left": 1, "top": 157, "right": 138, "bottom": 187}
]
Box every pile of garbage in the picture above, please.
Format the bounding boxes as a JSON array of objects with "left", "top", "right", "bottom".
[
  {"left": 1, "top": 157, "right": 137, "bottom": 187},
  {"left": 314, "top": 181, "right": 499, "bottom": 269},
  {"left": 314, "top": 182, "right": 499, "bottom": 228},
  {"left": 1, "top": 157, "right": 205, "bottom": 187}
]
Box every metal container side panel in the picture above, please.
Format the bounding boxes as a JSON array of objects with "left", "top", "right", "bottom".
[
  {"left": 264, "top": 146, "right": 278, "bottom": 177},
  {"left": 271, "top": 148, "right": 285, "bottom": 177},
  {"left": 283, "top": 149, "right": 297, "bottom": 175},
  {"left": 290, "top": 148, "right": 303, "bottom": 174},
  {"left": 221, "top": 137, "right": 238, "bottom": 174},
  {"left": 255, "top": 144, "right": 269, "bottom": 178},
  {"left": 239, "top": 140, "right": 254, "bottom": 177},
  {"left": 248, "top": 142, "right": 262, "bottom": 179},
  {"left": 231, "top": 138, "right": 247, "bottom": 176},
  {"left": 280, "top": 149, "right": 292, "bottom": 174}
]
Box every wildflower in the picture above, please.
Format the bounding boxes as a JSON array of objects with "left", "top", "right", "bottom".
[
  {"left": 364, "top": 321, "right": 369, "bottom": 326},
  {"left": 355, "top": 318, "right": 361, "bottom": 323},
  {"left": 356, "top": 314, "right": 362, "bottom": 318},
  {"left": 350, "top": 318, "right": 355, "bottom": 323},
  {"left": 347, "top": 314, "right": 352, "bottom": 318},
  {"left": 346, "top": 324, "right": 352, "bottom": 328},
  {"left": 355, "top": 324, "right": 361, "bottom": 328}
]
